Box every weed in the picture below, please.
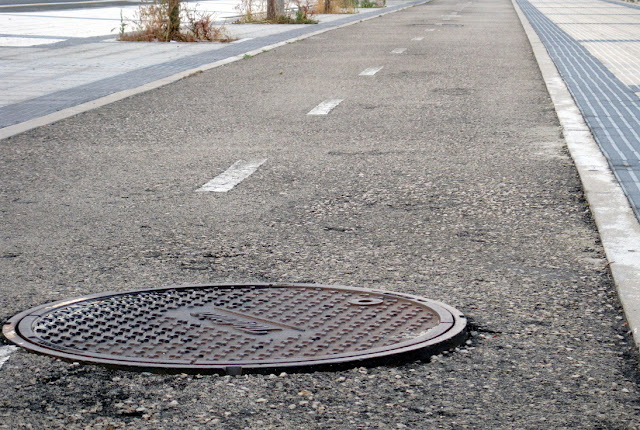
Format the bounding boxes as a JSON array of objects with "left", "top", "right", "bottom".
[
  {"left": 292, "top": 0, "right": 315, "bottom": 21},
  {"left": 317, "top": 0, "right": 357, "bottom": 14},
  {"left": 235, "top": 0, "right": 317, "bottom": 23},
  {"left": 119, "top": 0, "right": 233, "bottom": 42},
  {"left": 185, "top": 8, "right": 234, "bottom": 41},
  {"left": 118, "top": 10, "right": 127, "bottom": 36},
  {"left": 265, "top": 13, "right": 317, "bottom": 23},
  {"left": 235, "top": 0, "right": 262, "bottom": 23},
  {"left": 243, "top": 54, "right": 253, "bottom": 59}
]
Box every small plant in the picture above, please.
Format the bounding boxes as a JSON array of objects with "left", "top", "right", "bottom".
[
  {"left": 185, "top": 8, "right": 234, "bottom": 41},
  {"left": 119, "top": 0, "right": 233, "bottom": 42},
  {"left": 317, "top": 0, "right": 357, "bottom": 14},
  {"left": 118, "top": 10, "right": 127, "bottom": 36},
  {"left": 235, "top": 0, "right": 262, "bottom": 23},
  {"left": 359, "top": 0, "right": 384, "bottom": 7},
  {"left": 293, "top": 0, "right": 315, "bottom": 21}
]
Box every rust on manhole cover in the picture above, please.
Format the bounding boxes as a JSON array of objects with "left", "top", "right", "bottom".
[{"left": 2, "top": 283, "right": 467, "bottom": 374}]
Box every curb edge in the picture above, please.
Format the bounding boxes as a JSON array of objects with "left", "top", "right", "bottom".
[{"left": 512, "top": 0, "right": 640, "bottom": 348}]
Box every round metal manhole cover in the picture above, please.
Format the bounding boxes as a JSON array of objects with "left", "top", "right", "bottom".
[{"left": 3, "top": 283, "right": 467, "bottom": 374}]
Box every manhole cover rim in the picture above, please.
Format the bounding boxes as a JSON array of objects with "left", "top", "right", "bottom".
[{"left": 3, "top": 283, "right": 467, "bottom": 372}]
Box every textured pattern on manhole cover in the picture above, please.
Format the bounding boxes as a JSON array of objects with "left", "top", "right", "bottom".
[{"left": 3, "top": 284, "right": 467, "bottom": 373}]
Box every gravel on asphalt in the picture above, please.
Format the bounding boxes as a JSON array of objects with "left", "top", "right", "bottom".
[{"left": 1, "top": 0, "right": 639, "bottom": 427}]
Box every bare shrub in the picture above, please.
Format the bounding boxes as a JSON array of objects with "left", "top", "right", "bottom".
[
  {"left": 235, "top": 0, "right": 266, "bottom": 23},
  {"left": 235, "top": 0, "right": 317, "bottom": 23},
  {"left": 119, "top": 0, "right": 233, "bottom": 42},
  {"left": 316, "top": 0, "right": 356, "bottom": 14},
  {"left": 185, "top": 8, "right": 234, "bottom": 41}
]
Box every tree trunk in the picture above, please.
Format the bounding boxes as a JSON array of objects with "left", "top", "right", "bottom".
[
  {"left": 168, "top": 0, "right": 181, "bottom": 40},
  {"left": 267, "top": 0, "right": 276, "bottom": 19}
]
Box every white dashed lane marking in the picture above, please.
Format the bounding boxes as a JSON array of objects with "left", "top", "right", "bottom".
[
  {"left": 0, "top": 346, "right": 17, "bottom": 371},
  {"left": 359, "top": 66, "right": 383, "bottom": 76},
  {"left": 307, "top": 99, "right": 344, "bottom": 115},
  {"left": 412, "top": 37, "right": 424, "bottom": 41},
  {"left": 197, "top": 159, "right": 267, "bottom": 193},
  {"left": 391, "top": 48, "right": 407, "bottom": 54}
]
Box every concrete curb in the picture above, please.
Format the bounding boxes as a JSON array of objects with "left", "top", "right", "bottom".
[
  {"left": 512, "top": 0, "right": 640, "bottom": 347},
  {"left": 0, "top": 1, "right": 429, "bottom": 141}
]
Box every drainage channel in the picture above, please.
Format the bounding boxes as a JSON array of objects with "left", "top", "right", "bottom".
[{"left": 2, "top": 283, "right": 467, "bottom": 374}]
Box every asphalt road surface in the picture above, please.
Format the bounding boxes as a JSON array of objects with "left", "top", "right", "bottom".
[{"left": 1, "top": 0, "right": 639, "bottom": 428}]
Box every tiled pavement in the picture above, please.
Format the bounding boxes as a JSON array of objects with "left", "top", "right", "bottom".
[{"left": 516, "top": 0, "right": 640, "bottom": 221}]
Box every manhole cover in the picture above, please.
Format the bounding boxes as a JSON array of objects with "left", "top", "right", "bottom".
[{"left": 3, "top": 283, "right": 467, "bottom": 374}]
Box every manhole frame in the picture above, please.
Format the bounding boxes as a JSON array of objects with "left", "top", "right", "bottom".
[{"left": 3, "top": 283, "right": 468, "bottom": 374}]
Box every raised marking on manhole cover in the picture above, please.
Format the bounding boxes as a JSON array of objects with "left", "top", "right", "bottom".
[{"left": 2, "top": 284, "right": 467, "bottom": 374}]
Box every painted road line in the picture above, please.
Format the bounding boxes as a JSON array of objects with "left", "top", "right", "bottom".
[
  {"left": 0, "top": 346, "right": 17, "bottom": 371},
  {"left": 359, "top": 66, "right": 383, "bottom": 76},
  {"left": 392, "top": 48, "right": 407, "bottom": 54},
  {"left": 197, "top": 159, "right": 267, "bottom": 193},
  {"left": 308, "top": 99, "right": 344, "bottom": 115},
  {"left": 425, "top": 28, "right": 435, "bottom": 32},
  {"left": 412, "top": 36, "right": 424, "bottom": 41}
]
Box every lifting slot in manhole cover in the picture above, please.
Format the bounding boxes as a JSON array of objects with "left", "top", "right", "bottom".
[{"left": 2, "top": 283, "right": 467, "bottom": 374}]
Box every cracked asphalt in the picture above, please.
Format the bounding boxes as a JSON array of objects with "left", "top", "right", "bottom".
[{"left": 1, "top": 0, "right": 640, "bottom": 428}]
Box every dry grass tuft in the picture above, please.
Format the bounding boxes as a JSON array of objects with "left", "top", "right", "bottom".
[
  {"left": 316, "top": 0, "right": 357, "bottom": 13},
  {"left": 359, "top": 0, "right": 385, "bottom": 7},
  {"left": 235, "top": 0, "right": 317, "bottom": 23}
]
